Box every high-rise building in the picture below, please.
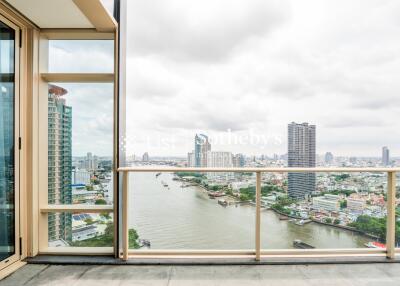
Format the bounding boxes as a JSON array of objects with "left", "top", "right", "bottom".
[
  {"left": 288, "top": 122, "right": 316, "bottom": 200},
  {"left": 48, "top": 85, "right": 72, "bottom": 242},
  {"left": 382, "top": 146, "right": 390, "bottom": 166},
  {"left": 233, "top": 153, "right": 245, "bottom": 167},
  {"left": 72, "top": 168, "right": 91, "bottom": 185},
  {"left": 194, "top": 134, "right": 211, "bottom": 167},
  {"left": 325, "top": 152, "right": 334, "bottom": 164},
  {"left": 85, "top": 152, "right": 98, "bottom": 171},
  {"left": 187, "top": 152, "right": 195, "bottom": 167},
  {"left": 142, "top": 152, "right": 149, "bottom": 162},
  {"left": 206, "top": 151, "right": 233, "bottom": 179}
]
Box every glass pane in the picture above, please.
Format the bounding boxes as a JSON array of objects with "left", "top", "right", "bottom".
[
  {"left": 261, "top": 172, "right": 386, "bottom": 251},
  {"left": 0, "top": 21, "right": 15, "bottom": 261},
  {"left": 48, "top": 40, "right": 114, "bottom": 73},
  {"left": 47, "top": 83, "right": 114, "bottom": 245},
  {"left": 131, "top": 171, "right": 254, "bottom": 250},
  {"left": 48, "top": 212, "right": 114, "bottom": 247}
]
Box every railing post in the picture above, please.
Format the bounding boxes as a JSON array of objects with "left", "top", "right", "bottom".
[
  {"left": 386, "top": 171, "right": 396, "bottom": 259},
  {"left": 122, "top": 171, "right": 129, "bottom": 261},
  {"left": 255, "top": 171, "right": 261, "bottom": 261}
]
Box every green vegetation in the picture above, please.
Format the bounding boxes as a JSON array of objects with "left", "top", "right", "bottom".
[
  {"left": 340, "top": 200, "right": 347, "bottom": 209},
  {"left": 238, "top": 184, "right": 285, "bottom": 202},
  {"left": 95, "top": 198, "right": 107, "bottom": 205},
  {"left": 348, "top": 215, "right": 386, "bottom": 240},
  {"left": 209, "top": 185, "right": 226, "bottom": 191},
  {"left": 270, "top": 196, "right": 295, "bottom": 216},
  {"left": 86, "top": 185, "right": 94, "bottom": 191},
  {"left": 314, "top": 189, "right": 356, "bottom": 197},
  {"left": 348, "top": 215, "right": 400, "bottom": 242},
  {"left": 84, "top": 218, "right": 94, "bottom": 225},
  {"left": 334, "top": 174, "right": 350, "bottom": 181},
  {"left": 334, "top": 219, "right": 340, "bottom": 225},
  {"left": 70, "top": 223, "right": 140, "bottom": 248},
  {"left": 175, "top": 172, "right": 205, "bottom": 178},
  {"left": 325, "top": 218, "right": 332, "bottom": 224}
]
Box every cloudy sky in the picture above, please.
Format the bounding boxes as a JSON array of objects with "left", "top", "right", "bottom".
[{"left": 55, "top": 0, "right": 400, "bottom": 158}]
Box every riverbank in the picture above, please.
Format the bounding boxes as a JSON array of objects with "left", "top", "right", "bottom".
[
  {"left": 172, "top": 173, "right": 376, "bottom": 243},
  {"left": 310, "top": 219, "right": 380, "bottom": 240}
]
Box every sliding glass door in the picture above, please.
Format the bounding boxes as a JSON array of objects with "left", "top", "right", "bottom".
[{"left": 0, "top": 16, "right": 19, "bottom": 270}]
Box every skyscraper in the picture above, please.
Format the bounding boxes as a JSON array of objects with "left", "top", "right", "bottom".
[
  {"left": 382, "top": 146, "right": 390, "bottom": 166},
  {"left": 194, "top": 134, "right": 211, "bottom": 167},
  {"left": 233, "top": 153, "right": 245, "bottom": 167},
  {"left": 324, "top": 152, "right": 334, "bottom": 165},
  {"left": 288, "top": 122, "right": 316, "bottom": 200},
  {"left": 206, "top": 151, "right": 233, "bottom": 179},
  {"left": 142, "top": 152, "right": 149, "bottom": 162},
  {"left": 48, "top": 85, "right": 72, "bottom": 242},
  {"left": 85, "top": 152, "right": 98, "bottom": 171},
  {"left": 187, "top": 152, "right": 195, "bottom": 167}
]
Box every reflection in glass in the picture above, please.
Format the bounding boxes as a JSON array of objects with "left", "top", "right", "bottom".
[{"left": 0, "top": 21, "right": 15, "bottom": 261}]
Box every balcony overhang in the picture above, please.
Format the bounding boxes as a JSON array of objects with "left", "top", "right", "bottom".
[{"left": 6, "top": 0, "right": 116, "bottom": 31}]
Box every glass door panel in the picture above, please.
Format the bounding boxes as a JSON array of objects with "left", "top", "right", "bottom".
[{"left": 0, "top": 18, "right": 18, "bottom": 268}]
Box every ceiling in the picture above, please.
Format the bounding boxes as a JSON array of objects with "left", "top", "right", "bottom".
[{"left": 6, "top": 0, "right": 94, "bottom": 28}]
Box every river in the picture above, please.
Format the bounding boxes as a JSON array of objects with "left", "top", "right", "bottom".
[{"left": 129, "top": 172, "right": 370, "bottom": 250}]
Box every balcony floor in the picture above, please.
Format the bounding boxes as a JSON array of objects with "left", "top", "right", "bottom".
[{"left": 2, "top": 263, "right": 400, "bottom": 286}]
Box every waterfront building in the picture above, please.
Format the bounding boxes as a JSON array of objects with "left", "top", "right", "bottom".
[
  {"left": 382, "top": 146, "right": 390, "bottom": 166},
  {"left": 194, "top": 134, "right": 211, "bottom": 167},
  {"left": 312, "top": 194, "right": 340, "bottom": 212},
  {"left": 48, "top": 84, "right": 72, "bottom": 242},
  {"left": 142, "top": 152, "right": 149, "bottom": 162},
  {"left": 206, "top": 151, "right": 233, "bottom": 179},
  {"left": 288, "top": 122, "right": 316, "bottom": 200},
  {"left": 325, "top": 152, "right": 334, "bottom": 164}
]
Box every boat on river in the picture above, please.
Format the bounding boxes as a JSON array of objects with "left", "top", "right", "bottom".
[
  {"left": 208, "top": 192, "right": 225, "bottom": 198},
  {"left": 293, "top": 239, "right": 315, "bottom": 249},
  {"left": 364, "top": 241, "right": 385, "bottom": 249},
  {"left": 218, "top": 199, "right": 228, "bottom": 207}
]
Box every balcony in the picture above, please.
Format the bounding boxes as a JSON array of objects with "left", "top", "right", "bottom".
[
  {"left": 1, "top": 0, "right": 400, "bottom": 284},
  {"left": 3, "top": 263, "right": 400, "bottom": 285}
]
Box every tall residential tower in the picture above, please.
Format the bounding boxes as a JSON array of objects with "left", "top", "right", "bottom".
[
  {"left": 382, "top": 146, "right": 390, "bottom": 166},
  {"left": 48, "top": 85, "right": 72, "bottom": 242},
  {"left": 288, "top": 122, "right": 316, "bottom": 200},
  {"left": 194, "top": 134, "right": 211, "bottom": 167}
]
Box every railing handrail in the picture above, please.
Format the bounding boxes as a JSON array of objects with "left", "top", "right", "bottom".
[
  {"left": 118, "top": 166, "right": 398, "bottom": 261},
  {"left": 117, "top": 166, "right": 400, "bottom": 173}
]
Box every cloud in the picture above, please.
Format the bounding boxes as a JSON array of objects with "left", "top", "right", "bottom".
[
  {"left": 127, "top": 0, "right": 289, "bottom": 62},
  {"left": 50, "top": 0, "right": 400, "bottom": 157}
]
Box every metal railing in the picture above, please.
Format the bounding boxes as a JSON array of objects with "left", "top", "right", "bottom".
[{"left": 118, "top": 167, "right": 399, "bottom": 261}]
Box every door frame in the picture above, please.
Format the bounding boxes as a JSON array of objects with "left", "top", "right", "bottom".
[{"left": 0, "top": 13, "right": 20, "bottom": 272}]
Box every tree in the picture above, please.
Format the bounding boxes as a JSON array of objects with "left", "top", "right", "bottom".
[
  {"left": 95, "top": 198, "right": 107, "bottom": 205},
  {"left": 340, "top": 200, "right": 347, "bottom": 209},
  {"left": 129, "top": 229, "right": 140, "bottom": 248},
  {"left": 325, "top": 218, "right": 332, "bottom": 224},
  {"left": 334, "top": 219, "right": 340, "bottom": 225},
  {"left": 71, "top": 223, "right": 141, "bottom": 248}
]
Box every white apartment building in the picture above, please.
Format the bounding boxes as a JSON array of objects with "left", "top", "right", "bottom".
[
  {"left": 347, "top": 198, "right": 365, "bottom": 213},
  {"left": 206, "top": 151, "right": 233, "bottom": 179},
  {"left": 72, "top": 169, "right": 92, "bottom": 185},
  {"left": 312, "top": 194, "right": 340, "bottom": 212}
]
